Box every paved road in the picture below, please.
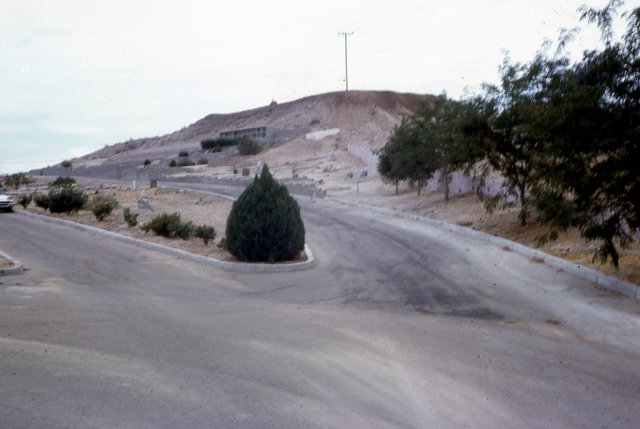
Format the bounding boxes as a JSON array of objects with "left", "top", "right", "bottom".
[{"left": 1, "top": 191, "right": 639, "bottom": 428}]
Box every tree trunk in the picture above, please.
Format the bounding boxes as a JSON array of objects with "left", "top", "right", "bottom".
[
  {"left": 395, "top": 180, "right": 399, "bottom": 195},
  {"left": 518, "top": 184, "right": 527, "bottom": 226},
  {"left": 443, "top": 168, "right": 450, "bottom": 202}
]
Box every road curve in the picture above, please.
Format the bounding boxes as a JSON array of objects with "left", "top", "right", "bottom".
[{"left": 0, "top": 190, "right": 639, "bottom": 428}]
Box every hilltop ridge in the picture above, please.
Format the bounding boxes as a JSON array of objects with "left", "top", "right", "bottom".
[{"left": 74, "top": 90, "right": 433, "bottom": 167}]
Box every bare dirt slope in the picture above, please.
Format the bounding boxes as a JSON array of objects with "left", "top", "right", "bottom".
[{"left": 76, "top": 91, "right": 432, "bottom": 167}]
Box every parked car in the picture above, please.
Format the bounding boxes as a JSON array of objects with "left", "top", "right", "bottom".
[{"left": 0, "top": 187, "right": 16, "bottom": 212}]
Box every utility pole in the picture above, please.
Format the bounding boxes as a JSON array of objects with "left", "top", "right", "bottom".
[{"left": 338, "top": 31, "right": 354, "bottom": 91}]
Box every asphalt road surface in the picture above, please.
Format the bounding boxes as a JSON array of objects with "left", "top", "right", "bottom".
[{"left": 1, "top": 190, "right": 639, "bottom": 428}]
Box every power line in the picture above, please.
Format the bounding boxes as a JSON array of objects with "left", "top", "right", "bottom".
[{"left": 338, "top": 32, "right": 354, "bottom": 91}]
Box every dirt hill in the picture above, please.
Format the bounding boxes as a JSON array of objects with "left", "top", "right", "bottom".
[{"left": 75, "top": 90, "right": 433, "bottom": 168}]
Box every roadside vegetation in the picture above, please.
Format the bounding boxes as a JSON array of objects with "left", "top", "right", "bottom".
[
  {"left": 142, "top": 212, "right": 216, "bottom": 245},
  {"left": 90, "top": 195, "right": 118, "bottom": 221},
  {"left": 0, "top": 173, "right": 34, "bottom": 190},
  {"left": 17, "top": 194, "right": 32, "bottom": 209},
  {"left": 378, "top": 1, "right": 639, "bottom": 267}
]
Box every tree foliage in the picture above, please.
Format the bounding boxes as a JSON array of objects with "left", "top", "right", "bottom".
[
  {"left": 414, "top": 96, "right": 485, "bottom": 201},
  {"left": 476, "top": 54, "right": 557, "bottom": 226},
  {"left": 225, "top": 164, "right": 305, "bottom": 262},
  {"left": 376, "top": 1, "right": 638, "bottom": 266},
  {"left": 527, "top": 0, "right": 640, "bottom": 266},
  {"left": 378, "top": 96, "right": 483, "bottom": 197}
]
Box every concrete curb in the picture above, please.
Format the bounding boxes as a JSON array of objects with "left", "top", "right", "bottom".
[
  {"left": 330, "top": 198, "right": 640, "bottom": 301},
  {"left": 0, "top": 249, "right": 23, "bottom": 275},
  {"left": 15, "top": 210, "right": 314, "bottom": 273}
]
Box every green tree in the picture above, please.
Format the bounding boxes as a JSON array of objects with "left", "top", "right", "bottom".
[
  {"left": 379, "top": 115, "right": 438, "bottom": 196},
  {"left": 377, "top": 149, "right": 402, "bottom": 195},
  {"left": 476, "top": 53, "right": 554, "bottom": 226},
  {"left": 413, "top": 95, "right": 485, "bottom": 201},
  {"left": 529, "top": 1, "right": 640, "bottom": 266},
  {"left": 225, "top": 164, "right": 305, "bottom": 262}
]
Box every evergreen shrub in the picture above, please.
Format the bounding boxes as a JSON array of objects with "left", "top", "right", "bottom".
[{"left": 225, "top": 164, "right": 305, "bottom": 262}]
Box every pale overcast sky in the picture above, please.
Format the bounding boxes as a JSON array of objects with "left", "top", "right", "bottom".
[{"left": 0, "top": 0, "right": 633, "bottom": 174}]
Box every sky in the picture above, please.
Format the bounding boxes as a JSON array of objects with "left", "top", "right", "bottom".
[{"left": 0, "top": 0, "right": 634, "bottom": 174}]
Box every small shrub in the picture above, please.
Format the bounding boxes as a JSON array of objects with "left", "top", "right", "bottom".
[
  {"left": 178, "top": 158, "right": 195, "bottom": 167},
  {"left": 195, "top": 224, "right": 216, "bottom": 245},
  {"left": 142, "top": 212, "right": 194, "bottom": 239},
  {"left": 178, "top": 150, "right": 189, "bottom": 157},
  {"left": 197, "top": 158, "right": 209, "bottom": 165},
  {"left": 175, "top": 220, "right": 195, "bottom": 239},
  {"left": 169, "top": 159, "right": 177, "bottom": 167},
  {"left": 90, "top": 195, "right": 118, "bottom": 221},
  {"left": 61, "top": 160, "right": 72, "bottom": 169},
  {"left": 237, "top": 138, "right": 262, "bottom": 156},
  {"left": 124, "top": 212, "right": 138, "bottom": 227},
  {"left": 49, "top": 176, "right": 76, "bottom": 188},
  {"left": 34, "top": 194, "right": 50, "bottom": 210},
  {"left": 18, "top": 194, "right": 32, "bottom": 209},
  {"left": 144, "top": 159, "right": 151, "bottom": 166},
  {"left": 210, "top": 147, "right": 222, "bottom": 153},
  {"left": 48, "top": 187, "right": 87, "bottom": 214}
]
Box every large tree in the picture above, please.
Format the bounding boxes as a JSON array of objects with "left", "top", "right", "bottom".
[
  {"left": 413, "top": 95, "right": 485, "bottom": 201},
  {"left": 379, "top": 97, "right": 484, "bottom": 199},
  {"left": 378, "top": 115, "right": 438, "bottom": 196},
  {"left": 476, "top": 52, "right": 560, "bottom": 226},
  {"left": 530, "top": 1, "right": 640, "bottom": 266}
]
